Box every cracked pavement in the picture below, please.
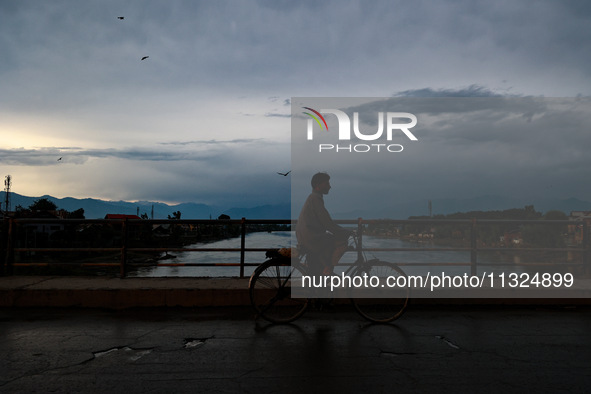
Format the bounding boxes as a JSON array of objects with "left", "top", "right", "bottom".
[{"left": 1, "top": 306, "right": 590, "bottom": 393}]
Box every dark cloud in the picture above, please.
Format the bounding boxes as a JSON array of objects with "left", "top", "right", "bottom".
[
  {"left": 3, "top": 0, "right": 589, "bottom": 103},
  {"left": 291, "top": 97, "right": 591, "bottom": 217},
  {"left": 159, "top": 139, "right": 264, "bottom": 146},
  {"left": 0, "top": 146, "right": 218, "bottom": 166},
  {"left": 1, "top": 1, "right": 590, "bottom": 207},
  {"left": 0, "top": 147, "right": 67, "bottom": 166},
  {"left": 394, "top": 85, "right": 506, "bottom": 98},
  {"left": 264, "top": 113, "right": 291, "bottom": 118},
  {"left": 329, "top": 92, "right": 549, "bottom": 132}
]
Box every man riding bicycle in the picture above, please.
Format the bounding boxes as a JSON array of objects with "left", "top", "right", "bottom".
[{"left": 296, "top": 172, "right": 353, "bottom": 276}]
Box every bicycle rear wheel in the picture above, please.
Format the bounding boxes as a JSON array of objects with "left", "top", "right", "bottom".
[
  {"left": 350, "top": 260, "right": 409, "bottom": 323},
  {"left": 249, "top": 258, "right": 309, "bottom": 324}
]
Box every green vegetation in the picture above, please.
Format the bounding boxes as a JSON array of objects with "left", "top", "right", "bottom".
[{"left": 14, "top": 197, "right": 85, "bottom": 219}]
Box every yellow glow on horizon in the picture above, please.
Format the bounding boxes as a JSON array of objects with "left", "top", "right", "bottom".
[
  {"left": 0, "top": 122, "right": 73, "bottom": 149},
  {"left": 0, "top": 128, "right": 49, "bottom": 149},
  {"left": 0, "top": 112, "right": 106, "bottom": 150}
]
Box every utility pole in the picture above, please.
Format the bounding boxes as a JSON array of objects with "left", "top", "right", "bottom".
[{"left": 4, "top": 175, "right": 11, "bottom": 212}]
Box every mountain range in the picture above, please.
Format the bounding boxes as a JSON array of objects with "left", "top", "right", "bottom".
[
  {"left": 0, "top": 192, "right": 290, "bottom": 220},
  {"left": 2, "top": 192, "right": 590, "bottom": 220}
]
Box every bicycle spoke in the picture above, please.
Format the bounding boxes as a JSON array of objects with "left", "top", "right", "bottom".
[
  {"left": 249, "top": 259, "right": 308, "bottom": 324},
  {"left": 351, "top": 260, "right": 409, "bottom": 323}
]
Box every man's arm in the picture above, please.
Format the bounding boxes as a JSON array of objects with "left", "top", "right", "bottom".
[{"left": 313, "top": 196, "right": 350, "bottom": 236}]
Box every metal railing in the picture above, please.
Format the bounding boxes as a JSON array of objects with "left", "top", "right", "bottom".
[
  {"left": 1, "top": 218, "right": 291, "bottom": 278},
  {"left": 353, "top": 218, "right": 591, "bottom": 277},
  {"left": 1, "top": 217, "right": 590, "bottom": 278}
]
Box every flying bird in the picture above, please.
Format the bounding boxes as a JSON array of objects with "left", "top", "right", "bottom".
[
  {"left": 57, "top": 157, "right": 62, "bottom": 161},
  {"left": 277, "top": 171, "right": 291, "bottom": 176},
  {"left": 117, "top": 16, "right": 124, "bottom": 20},
  {"left": 141, "top": 56, "right": 149, "bottom": 60}
]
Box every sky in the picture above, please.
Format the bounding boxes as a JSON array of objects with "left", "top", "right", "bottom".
[
  {"left": 291, "top": 96, "right": 591, "bottom": 218},
  {"left": 1, "top": 0, "right": 590, "bottom": 211}
]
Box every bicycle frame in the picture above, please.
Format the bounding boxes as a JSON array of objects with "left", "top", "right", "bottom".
[
  {"left": 250, "top": 232, "right": 409, "bottom": 324},
  {"left": 298, "top": 233, "right": 370, "bottom": 276}
]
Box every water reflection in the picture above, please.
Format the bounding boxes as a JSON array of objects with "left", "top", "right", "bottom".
[
  {"left": 130, "top": 231, "right": 570, "bottom": 277},
  {"left": 130, "top": 231, "right": 292, "bottom": 277}
]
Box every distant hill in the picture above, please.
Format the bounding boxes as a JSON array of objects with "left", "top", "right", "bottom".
[
  {"left": 3, "top": 192, "right": 590, "bottom": 220},
  {"left": 0, "top": 192, "right": 290, "bottom": 220}
]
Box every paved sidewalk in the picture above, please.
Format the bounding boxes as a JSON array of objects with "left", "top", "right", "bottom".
[
  {"left": 1, "top": 306, "right": 590, "bottom": 393},
  {"left": 2, "top": 276, "right": 591, "bottom": 308},
  {"left": 0, "top": 276, "right": 252, "bottom": 308}
]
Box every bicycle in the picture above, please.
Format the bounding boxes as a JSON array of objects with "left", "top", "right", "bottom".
[{"left": 249, "top": 233, "right": 410, "bottom": 324}]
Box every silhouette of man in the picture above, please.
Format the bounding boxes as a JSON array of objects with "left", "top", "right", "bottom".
[{"left": 296, "top": 172, "right": 352, "bottom": 275}]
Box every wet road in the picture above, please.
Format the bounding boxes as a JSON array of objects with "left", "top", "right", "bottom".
[{"left": 1, "top": 305, "right": 590, "bottom": 393}]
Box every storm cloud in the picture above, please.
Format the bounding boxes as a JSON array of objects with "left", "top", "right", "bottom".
[{"left": 1, "top": 0, "right": 589, "bottom": 209}]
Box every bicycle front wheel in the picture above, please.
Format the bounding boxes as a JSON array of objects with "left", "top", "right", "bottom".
[
  {"left": 350, "top": 260, "right": 409, "bottom": 323},
  {"left": 249, "top": 258, "right": 309, "bottom": 324}
]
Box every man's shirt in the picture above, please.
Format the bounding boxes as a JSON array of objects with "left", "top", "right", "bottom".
[{"left": 296, "top": 190, "right": 344, "bottom": 247}]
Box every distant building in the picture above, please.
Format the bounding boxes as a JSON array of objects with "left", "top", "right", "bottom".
[
  {"left": 567, "top": 211, "right": 591, "bottom": 244},
  {"left": 19, "top": 210, "right": 64, "bottom": 240},
  {"left": 152, "top": 223, "right": 171, "bottom": 237},
  {"left": 569, "top": 211, "right": 591, "bottom": 220},
  {"left": 104, "top": 214, "right": 142, "bottom": 220},
  {"left": 56, "top": 209, "right": 69, "bottom": 219},
  {"left": 500, "top": 230, "right": 522, "bottom": 246},
  {"left": 104, "top": 214, "right": 143, "bottom": 240}
]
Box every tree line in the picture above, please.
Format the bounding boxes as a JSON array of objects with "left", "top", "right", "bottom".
[{"left": 365, "top": 205, "right": 568, "bottom": 247}]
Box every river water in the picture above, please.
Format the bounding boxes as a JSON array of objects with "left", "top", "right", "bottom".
[
  {"left": 129, "top": 231, "right": 562, "bottom": 278},
  {"left": 130, "top": 231, "right": 293, "bottom": 278}
]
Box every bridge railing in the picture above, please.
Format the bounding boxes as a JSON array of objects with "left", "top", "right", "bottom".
[
  {"left": 1, "top": 217, "right": 589, "bottom": 278},
  {"left": 1, "top": 218, "right": 292, "bottom": 278}
]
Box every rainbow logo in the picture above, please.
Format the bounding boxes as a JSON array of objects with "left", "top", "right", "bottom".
[{"left": 302, "top": 107, "right": 329, "bottom": 131}]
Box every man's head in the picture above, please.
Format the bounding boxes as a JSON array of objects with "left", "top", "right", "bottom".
[{"left": 311, "top": 172, "right": 331, "bottom": 194}]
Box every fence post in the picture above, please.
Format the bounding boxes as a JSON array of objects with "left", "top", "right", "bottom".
[
  {"left": 1, "top": 218, "right": 10, "bottom": 276},
  {"left": 240, "top": 217, "right": 246, "bottom": 278},
  {"left": 4, "top": 218, "right": 14, "bottom": 276},
  {"left": 470, "top": 218, "right": 478, "bottom": 276},
  {"left": 583, "top": 220, "right": 590, "bottom": 276},
  {"left": 357, "top": 218, "right": 363, "bottom": 258},
  {"left": 120, "top": 218, "right": 128, "bottom": 278}
]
